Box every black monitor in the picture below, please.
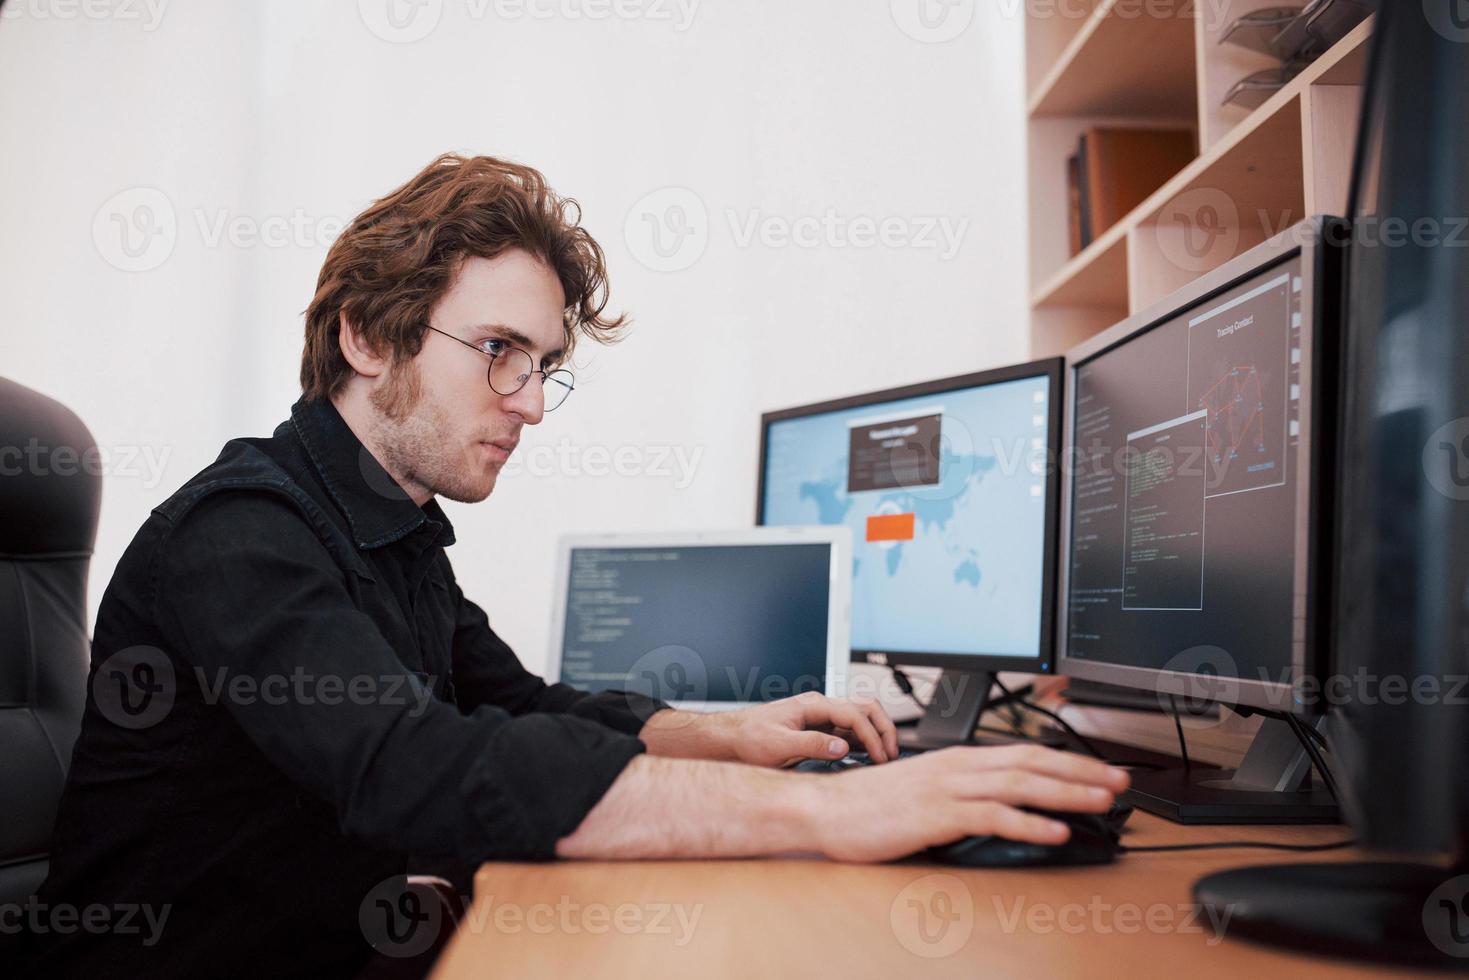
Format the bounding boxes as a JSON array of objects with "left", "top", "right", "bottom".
[
  {"left": 1058, "top": 216, "right": 1345, "bottom": 822},
  {"left": 1194, "top": 4, "right": 1469, "bottom": 968},
  {"left": 758, "top": 358, "right": 1063, "bottom": 747}
]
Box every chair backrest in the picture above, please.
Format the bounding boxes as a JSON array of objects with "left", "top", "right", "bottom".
[{"left": 0, "top": 377, "right": 100, "bottom": 904}]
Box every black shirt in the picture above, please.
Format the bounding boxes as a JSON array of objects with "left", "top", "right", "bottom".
[{"left": 26, "top": 396, "right": 665, "bottom": 978}]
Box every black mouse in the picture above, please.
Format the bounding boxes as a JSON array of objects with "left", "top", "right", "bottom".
[{"left": 922, "top": 808, "right": 1122, "bottom": 867}]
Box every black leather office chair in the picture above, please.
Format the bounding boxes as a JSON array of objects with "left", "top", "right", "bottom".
[{"left": 0, "top": 377, "right": 100, "bottom": 904}]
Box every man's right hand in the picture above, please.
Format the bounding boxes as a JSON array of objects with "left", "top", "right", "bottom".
[
  {"left": 805, "top": 744, "right": 1130, "bottom": 863},
  {"left": 557, "top": 743, "right": 1128, "bottom": 863}
]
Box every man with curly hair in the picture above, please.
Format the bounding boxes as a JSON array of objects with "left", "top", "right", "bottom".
[{"left": 27, "top": 154, "right": 1126, "bottom": 978}]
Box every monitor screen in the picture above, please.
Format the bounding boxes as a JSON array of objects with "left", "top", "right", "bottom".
[
  {"left": 1064, "top": 254, "right": 1308, "bottom": 690},
  {"left": 759, "top": 365, "right": 1057, "bottom": 666},
  {"left": 556, "top": 542, "right": 835, "bottom": 705}
]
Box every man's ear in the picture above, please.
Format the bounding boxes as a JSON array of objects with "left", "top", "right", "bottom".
[{"left": 337, "top": 312, "right": 389, "bottom": 380}]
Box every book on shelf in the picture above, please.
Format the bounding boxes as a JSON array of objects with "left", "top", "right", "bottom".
[{"left": 1068, "top": 126, "right": 1195, "bottom": 254}]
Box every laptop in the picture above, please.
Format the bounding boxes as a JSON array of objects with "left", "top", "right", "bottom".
[{"left": 547, "top": 527, "right": 852, "bottom": 712}]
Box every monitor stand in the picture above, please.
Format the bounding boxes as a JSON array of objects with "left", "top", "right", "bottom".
[
  {"left": 1123, "top": 716, "right": 1339, "bottom": 824},
  {"left": 906, "top": 668, "right": 1000, "bottom": 749},
  {"left": 1193, "top": 861, "right": 1468, "bottom": 968}
]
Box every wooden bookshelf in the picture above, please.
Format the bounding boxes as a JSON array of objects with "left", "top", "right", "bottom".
[{"left": 1026, "top": 4, "right": 1373, "bottom": 357}]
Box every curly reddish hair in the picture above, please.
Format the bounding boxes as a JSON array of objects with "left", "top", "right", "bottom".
[{"left": 301, "top": 153, "right": 625, "bottom": 400}]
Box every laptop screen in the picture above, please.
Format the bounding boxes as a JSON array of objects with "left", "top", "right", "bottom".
[{"left": 555, "top": 541, "right": 835, "bottom": 706}]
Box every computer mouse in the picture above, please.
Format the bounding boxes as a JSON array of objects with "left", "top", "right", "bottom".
[{"left": 921, "top": 808, "right": 1122, "bottom": 868}]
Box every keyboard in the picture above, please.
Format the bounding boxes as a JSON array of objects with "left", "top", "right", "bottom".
[{"left": 793, "top": 749, "right": 924, "bottom": 773}]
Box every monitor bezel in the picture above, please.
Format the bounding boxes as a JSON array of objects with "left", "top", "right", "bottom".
[
  {"left": 756, "top": 357, "right": 1064, "bottom": 675},
  {"left": 1056, "top": 216, "right": 1345, "bottom": 715}
]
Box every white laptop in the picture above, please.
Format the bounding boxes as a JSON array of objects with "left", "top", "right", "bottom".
[{"left": 547, "top": 527, "right": 852, "bottom": 712}]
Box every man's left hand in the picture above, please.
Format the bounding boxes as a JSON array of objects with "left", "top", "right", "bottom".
[{"left": 639, "top": 691, "right": 900, "bottom": 767}]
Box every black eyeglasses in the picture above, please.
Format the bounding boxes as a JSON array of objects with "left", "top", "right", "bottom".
[{"left": 424, "top": 325, "right": 575, "bottom": 412}]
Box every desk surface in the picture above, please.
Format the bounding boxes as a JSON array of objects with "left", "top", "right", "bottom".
[{"left": 429, "top": 812, "right": 1430, "bottom": 978}]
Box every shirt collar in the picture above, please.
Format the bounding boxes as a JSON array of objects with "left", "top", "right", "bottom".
[{"left": 289, "top": 395, "right": 457, "bottom": 551}]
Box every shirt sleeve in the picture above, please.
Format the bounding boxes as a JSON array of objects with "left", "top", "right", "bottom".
[
  {"left": 152, "top": 491, "right": 642, "bottom": 860},
  {"left": 445, "top": 567, "right": 670, "bottom": 736}
]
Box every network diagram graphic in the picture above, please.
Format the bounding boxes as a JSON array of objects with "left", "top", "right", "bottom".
[{"left": 1198, "top": 364, "right": 1267, "bottom": 467}]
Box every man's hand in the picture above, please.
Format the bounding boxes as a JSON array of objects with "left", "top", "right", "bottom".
[
  {"left": 807, "top": 744, "right": 1130, "bottom": 863},
  {"left": 638, "top": 691, "right": 900, "bottom": 767},
  {"left": 556, "top": 744, "right": 1130, "bottom": 862}
]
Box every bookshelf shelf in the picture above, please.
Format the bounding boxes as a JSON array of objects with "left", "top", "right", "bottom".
[
  {"left": 1025, "top": 7, "right": 1372, "bottom": 358},
  {"left": 1032, "top": 222, "right": 1128, "bottom": 310},
  {"left": 1026, "top": 0, "right": 1197, "bottom": 119}
]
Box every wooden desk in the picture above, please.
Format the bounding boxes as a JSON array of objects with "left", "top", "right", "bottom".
[{"left": 430, "top": 813, "right": 1430, "bottom": 978}]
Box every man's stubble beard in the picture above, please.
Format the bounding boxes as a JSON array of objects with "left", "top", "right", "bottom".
[{"left": 368, "top": 358, "right": 498, "bottom": 504}]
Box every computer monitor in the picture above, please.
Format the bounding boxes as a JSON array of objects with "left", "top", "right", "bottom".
[
  {"left": 1195, "top": 6, "right": 1469, "bottom": 967},
  {"left": 757, "top": 358, "right": 1063, "bottom": 747},
  {"left": 546, "top": 527, "right": 852, "bottom": 713},
  {"left": 1058, "top": 216, "right": 1345, "bottom": 822}
]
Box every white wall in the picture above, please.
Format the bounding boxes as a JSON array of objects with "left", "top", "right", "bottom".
[{"left": 0, "top": 0, "right": 1029, "bottom": 673}]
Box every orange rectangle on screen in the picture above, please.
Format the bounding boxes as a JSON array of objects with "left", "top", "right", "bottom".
[{"left": 866, "top": 513, "right": 915, "bottom": 542}]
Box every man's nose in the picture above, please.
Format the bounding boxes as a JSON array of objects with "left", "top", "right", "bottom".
[{"left": 501, "top": 376, "right": 546, "bottom": 424}]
